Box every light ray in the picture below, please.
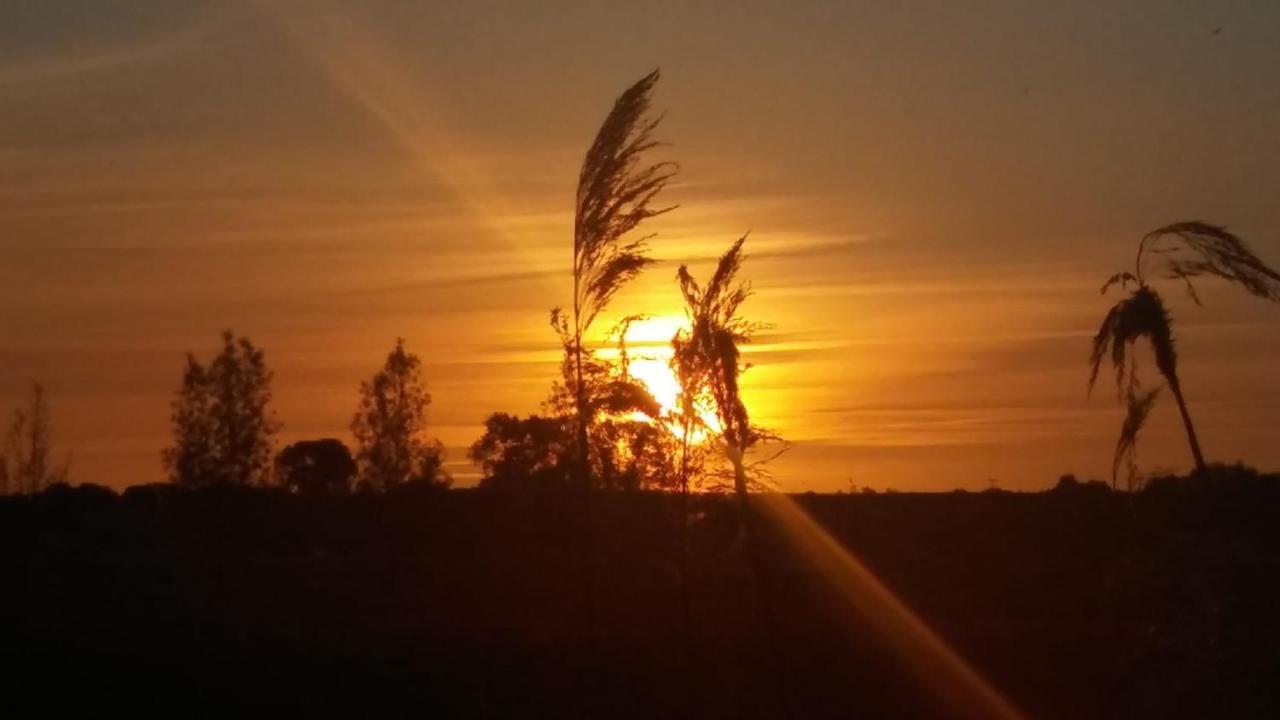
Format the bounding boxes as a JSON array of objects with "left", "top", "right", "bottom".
[
  {"left": 754, "top": 493, "right": 1026, "bottom": 719},
  {"left": 250, "top": 0, "right": 559, "bottom": 292}
]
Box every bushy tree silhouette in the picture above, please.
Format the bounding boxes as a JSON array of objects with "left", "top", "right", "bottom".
[
  {"left": 0, "top": 383, "right": 70, "bottom": 494},
  {"left": 351, "top": 339, "right": 449, "bottom": 492},
  {"left": 274, "top": 439, "right": 357, "bottom": 497},
  {"left": 1090, "top": 221, "right": 1280, "bottom": 484},
  {"left": 162, "top": 331, "right": 279, "bottom": 487},
  {"left": 469, "top": 413, "right": 573, "bottom": 490},
  {"left": 554, "top": 69, "right": 676, "bottom": 488}
]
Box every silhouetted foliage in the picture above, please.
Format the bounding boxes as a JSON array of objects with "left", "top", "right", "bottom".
[
  {"left": 351, "top": 339, "right": 449, "bottom": 492},
  {"left": 674, "top": 235, "right": 781, "bottom": 495},
  {"left": 1142, "top": 461, "right": 1271, "bottom": 498},
  {"left": 1090, "top": 221, "right": 1280, "bottom": 483},
  {"left": 469, "top": 413, "right": 573, "bottom": 490},
  {"left": 40, "top": 481, "right": 116, "bottom": 505},
  {"left": 554, "top": 69, "right": 676, "bottom": 487},
  {"left": 162, "top": 331, "right": 279, "bottom": 487},
  {"left": 0, "top": 383, "right": 70, "bottom": 494},
  {"left": 1051, "top": 473, "right": 1111, "bottom": 495},
  {"left": 669, "top": 322, "right": 714, "bottom": 496},
  {"left": 274, "top": 439, "right": 356, "bottom": 497},
  {"left": 1113, "top": 385, "right": 1161, "bottom": 490},
  {"left": 543, "top": 335, "right": 674, "bottom": 491}
]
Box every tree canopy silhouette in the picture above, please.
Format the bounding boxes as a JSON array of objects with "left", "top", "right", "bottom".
[
  {"left": 275, "top": 439, "right": 357, "bottom": 497},
  {"left": 162, "top": 331, "right": 279, "bottom": 487},
  {"left": 351, "top": 339, "right": 449, "bottom": 492},
  {"left": 554, "top": 68, "right": 676, "bottom": 488},
  {"left": 469, "top": 413, "right": 573, "bottom": 490},
  {"left": 1090, "top": 221, "right": 1280, "bottom": 484}
]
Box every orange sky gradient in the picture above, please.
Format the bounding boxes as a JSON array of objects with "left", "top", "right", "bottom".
[{"left": 2, "top": 1, "right": 1279, "bottom": 491}]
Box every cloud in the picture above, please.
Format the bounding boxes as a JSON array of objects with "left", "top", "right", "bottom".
[{"left": 0, "top": 7, "right": 230, "bottom": 88}]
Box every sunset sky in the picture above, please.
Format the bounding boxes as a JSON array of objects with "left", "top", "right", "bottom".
[{"left": 2, "top": 0, "right": 1279, "bottom": 491}]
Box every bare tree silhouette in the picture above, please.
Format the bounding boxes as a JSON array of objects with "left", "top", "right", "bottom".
[
  {"left": 554, "top": 69, "right": 676, "bottom": 488},
  {"left": 1090, "top": 221, "right": 1280, "bottom": 482},
  {"left": 0, "top": 383, "right": 70, "bottom": 494}
]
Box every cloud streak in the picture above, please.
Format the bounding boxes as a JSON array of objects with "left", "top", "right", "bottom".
[{"left": 0, "top": 7, "right": 229, "bottom": 88}]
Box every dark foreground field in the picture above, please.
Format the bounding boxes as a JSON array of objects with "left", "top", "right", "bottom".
[{"left": 4, "top": 473, "right": 1279, "bottom": 718}]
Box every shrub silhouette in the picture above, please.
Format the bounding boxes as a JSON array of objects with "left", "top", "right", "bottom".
[
  {"left": 1089, "top": 222, "right": 1280, "bottom": 485},
  {"left": 274, "top": 439, "right": 357, "bottom": 497},
  {"left": 1051, "top": 473, "right": 1111, "bottom": 496}
]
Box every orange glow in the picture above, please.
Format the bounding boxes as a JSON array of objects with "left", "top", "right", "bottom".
[
  {"left": 9, "top": 3, "right": 1280, "bottom": 492},
  {"left": 608, "top": 316, "right": 721, "bottom": 440},
  {"left": 619, "top": 316, "right": 682, "bottom": 414}
]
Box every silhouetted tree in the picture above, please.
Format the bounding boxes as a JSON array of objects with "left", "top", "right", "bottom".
[
  {"left": 469, "top": 413, "right": 573, "bottom": 490},
  {"left": 351, "top": 339, "right": 449, "bottom": 492},
  {"left": 554, "top": 69, "right": 676, "bottom": 488},
  {"left": 162, "top": 331, "right": 279, "bottom": 487},
  {"left": 1090, "top": 222, "right": 1280, "bottom": 482},
  {"left": 274, "top": 439, "right": 356, "bottom": 497},
  {"left": 0, "top": 383, "right": 70, "bottom": 494}
]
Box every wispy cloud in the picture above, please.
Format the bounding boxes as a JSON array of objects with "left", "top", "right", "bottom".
[{"left": 0, "top": 7, "right": 230, "bottom": 88}]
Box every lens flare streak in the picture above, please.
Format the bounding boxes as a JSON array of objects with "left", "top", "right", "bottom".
[{"left": 755, "top": 493, "right": 1026, "bottom": 720}]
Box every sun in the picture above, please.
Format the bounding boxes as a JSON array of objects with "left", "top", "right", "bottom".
[
  {"left": 628, "top": 355, "right": 681, "bottom": 415},
  {"left": 610, "top": 316, "right": 721, "bottom": 438},
  {"left": 618, "top": 316, "right": 683, "bottom": 415}
]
